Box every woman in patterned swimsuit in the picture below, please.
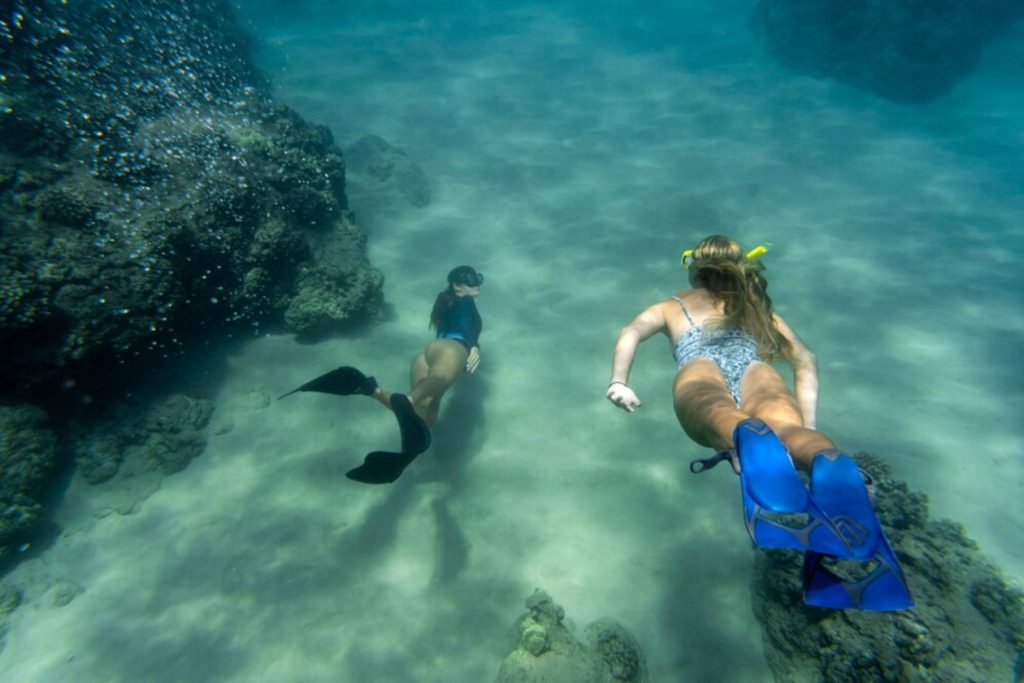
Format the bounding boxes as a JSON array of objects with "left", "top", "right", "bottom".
[{"left": 606, "top": 235, "right": 831, "bottom": 470}]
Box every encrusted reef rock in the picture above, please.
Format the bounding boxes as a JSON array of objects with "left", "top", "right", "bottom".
[
  {"left": 0, "top": 405, "right": 63, "bottom": 568},
  {"left": 752, "top": 454, "right": 1024, "bottom": 682},
  {"left": 0, "top": 0, "right": 384, "bottom": 406},
  {"left": 345, "top": 134, "right": 432, "bottom": 208},
  {"left": 496, "top": 589, "right": 647, "bottom": 683},
  {"left": 75, "top": 393, "right": 214, "bottom": 484},
  {"left": 0, "top": 584, "right": 21, "bottom": 654},
  {"left": 751, "top": 0, "right": 1024, "bottom": 103}
]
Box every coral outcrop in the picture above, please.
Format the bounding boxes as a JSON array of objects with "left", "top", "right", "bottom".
[
  {"left": 75, "top": 393, "right": 214, "bottom": 485},
  {"left": 0, "top": 405, "right": 62, "bottom": 566},
  {"left": 496, "top": 589, "right": 647, "bottom": 683},
  {"left": 0, "top": 0, "right": 384, "bottom": 407},
  {"left": 752, "top": 1, "right": 1024, "bottom": 103},
  {"left": 345, "top": 134, "right": 432, "bottom": 208},
  {"left": 0, "top": 584, "right": 19, "bottom": 655},
  {"left": 752, "top": 454, "right": 1024, "bottom": 682},
  {"left": 0, "top": 0, "right": 385, "bottom": 575}
]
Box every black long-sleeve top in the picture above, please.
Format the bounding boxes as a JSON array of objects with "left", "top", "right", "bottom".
[{"left": 437, "top": 296, "right": 482, "bottom": 349}]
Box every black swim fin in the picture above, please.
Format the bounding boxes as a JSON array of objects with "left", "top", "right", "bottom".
[
  {"left": 277, "top": 366, "right": 378, "bottom": 399},
  {"left": 391, "top": 393, "right": 431, "bottom": 455},
  {"left": 346, "top": 395, "right": 432, "bottom": 485},
  {"left": 346, "top": 451, "right": 418, "bottom": 484}
]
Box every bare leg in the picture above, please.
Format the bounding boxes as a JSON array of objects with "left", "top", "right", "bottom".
[
  {"left": 407, "top": 340, "right": 467, "bottom": 426},
  {"left": 410, "top": 352, "right": 429, "bottom": 389},
  {"left": 371, "top": 386, "right": 394, "bottom": 411},
  {"left": 371, "top": 340, "right": 467, "bottom": 426},
  {"left": 370, "top": 352, "right": 428, "bottom": 411},
  {"left": 673, "top": 359, "right": 837, "bottom": 471},
  {"left": 739, "top": 362, "right": 834, "bottom": 470},
  {"left": 673, "top": 359, "right": 747, "bottom": 451}
]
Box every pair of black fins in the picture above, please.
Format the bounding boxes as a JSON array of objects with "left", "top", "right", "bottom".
[
  {"left": 278, "top": 366, "right": 431, "bottom": 484},
  {"left": 691, "top": 419, "right": 914, "bottom": 611}
]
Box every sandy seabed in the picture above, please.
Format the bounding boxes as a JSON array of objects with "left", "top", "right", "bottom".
[{"left": 1, "top": 3, "right": 1022, "bottom": 681}]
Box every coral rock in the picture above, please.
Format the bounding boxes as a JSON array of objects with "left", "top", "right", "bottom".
[{"left": 496, "top": 589, "right": 647, "bottom": 683}]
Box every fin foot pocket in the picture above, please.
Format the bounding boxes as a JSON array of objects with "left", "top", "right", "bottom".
[
  {"left": 346, "top": 395, "right": 430, "bottom": 484},
  {"left": 733, "top": 420, "right": 913, "bottom": 610},
  {"left": 735, "top": 419, "right": 850, "bottom": 557},
  {"left": 391, "top": 394, "right": 431, "bottom": 455}
]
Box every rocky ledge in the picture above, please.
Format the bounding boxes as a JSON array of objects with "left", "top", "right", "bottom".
[
  {"left": 0, "top": 0, "right": 384, "bottom": 569},
  {"left": 753, "top": 454, "right": 1023, "bottom": 682}
]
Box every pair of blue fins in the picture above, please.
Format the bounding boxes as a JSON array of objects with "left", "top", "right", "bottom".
[
  {"left": 278, "top": 366, "right": 432, "bottom": 484},
  {"left": 693, "top": 419, "right": 914, "bottom": 611}
]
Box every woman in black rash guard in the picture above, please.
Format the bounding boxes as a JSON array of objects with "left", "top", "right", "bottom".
[
  {"left": 372, "top": 265, "right": 483, "bottom": 428},
  {"left": 280, "top": 266, "right": 484, "bottom": 484}
]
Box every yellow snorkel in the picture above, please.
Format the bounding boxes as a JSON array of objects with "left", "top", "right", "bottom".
[
  {"left": 745, "top": 244, "right": 768, "bottom": 261},
  {"left": 681, "top": 243, "right": 770, "bottom": 268}
]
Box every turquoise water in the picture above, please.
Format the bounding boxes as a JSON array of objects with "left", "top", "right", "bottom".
[
  {"left": 2, "top": 2, "right": 1022, "bottom": 680},
  {"left": 249, "top": 0, "right": 1024, "bottom": 572}
]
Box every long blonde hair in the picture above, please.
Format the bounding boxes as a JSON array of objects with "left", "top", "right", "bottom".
[{"left": 687, "top": 235, "right": 789, "bottom": 359}]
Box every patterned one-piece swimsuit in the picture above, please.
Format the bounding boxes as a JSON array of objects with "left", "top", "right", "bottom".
[{"left": 671, "top": 296, "right": 760, "bottom": 406}]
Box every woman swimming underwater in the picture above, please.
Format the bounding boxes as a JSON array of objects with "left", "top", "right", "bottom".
[
  {"left": 607, "top": 235, "right": 912, "bottom": 611},
  {"left": 281, "top": 265, "right": 483, "bottom": 484}
]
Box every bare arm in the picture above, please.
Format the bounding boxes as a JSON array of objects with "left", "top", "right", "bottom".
[
  {"left": 773, "top": 314, "right": 819, "bottom": 428},
  {"left": 607, "top": 303, "right": 669, "bottom": 412}
]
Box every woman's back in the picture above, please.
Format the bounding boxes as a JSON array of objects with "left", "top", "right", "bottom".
[
  {"left": 662, "top": 288, "right": 733, "bottom": 344},
  {"left": 667, "top": 288, "right": 761, "bottom": 405}
]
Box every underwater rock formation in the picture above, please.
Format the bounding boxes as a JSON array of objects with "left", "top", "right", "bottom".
[
  {"left": 75, "top": 393, "right": 214, "bottom": 484},
  {"left": 0, "top": 405, "right": 62, "bottom": 567},
  {"left": 0, "top": 584, "right": 19, "bottom": 655},
  {"left": 752, "top": 454, "right": 1024, "bottom": 682},
  {"left": 751, "top": 0, "right": 1024, "bottom": 103},
  {"left": 0, "top": 0, "right": 384, "bottom": 406},
  {"left": 0, "top": 392, "right": 212, "bottom": 565},
  {"left": 496, "top": 589, "right": 647, "bottom": 683},
  {"left": 345, "top": 134, "right": 433, "bottom": 208}
]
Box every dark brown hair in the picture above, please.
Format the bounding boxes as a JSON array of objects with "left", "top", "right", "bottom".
[{"left": 430, "top": 285, "right": 458, "bottom": 329}]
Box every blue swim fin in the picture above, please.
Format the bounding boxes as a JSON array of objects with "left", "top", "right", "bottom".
[
  {"left": 801, "top": 452, "right": 913, "bottom": 610},
  {"left": 735, "top": 419, "right": 855, "bottom": 557}
]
